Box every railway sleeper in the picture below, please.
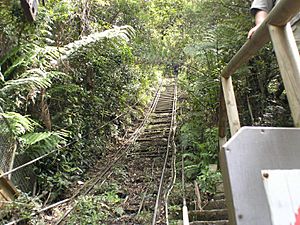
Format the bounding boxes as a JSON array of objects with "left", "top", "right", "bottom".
[
  {"left": 148, "top": 121, "right": 171, "bottom": 126},
  {"left": 146, "top": 124, "right": 171, "bottom": 130},
  {"left": 136, "top": 136, "right": 168, "bottom": 141},
  {"left": 150, "top": 114, "right": 173, "bottom": 118},
  {"left": 154, "top": 110, "right": 173, "bottom": 113},
  {"left": 134, "top": 147, "right": 167, "bottom": 152},
  {"left": 141, "top": 130, "right": 169, "bottom": 136},
  {"left": 154, "top": 107, "right": 173, "bottom": 111},
  {"left": 127, "top": 152, "right": 167, "bottom": 158},
  {"left": 170, "top": 209, "right": 228, "bottom": 222},
  {"left": 204, "top": 199, "right": 227, "bottom": 210},
  {"left": 155, "top": 102, "right": 173, "bottom": 106},
  {"left": 136, "top": 138, "right": 168, "bottom": 144},
  {"left": 189, "top": 209, "right": 228, "bottom": 221},
  {"left": 159, "top": 95, "right": 174, "bottom": 98},
  {"left": 139, "top": 133, "right": 169, "bottom": 138},
  {"left": 155, "top": 103, "right": 173, "bottom": 107}
]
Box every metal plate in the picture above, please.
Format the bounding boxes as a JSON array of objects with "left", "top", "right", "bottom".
[
  {"left": 262, "top": 169, "right": 300, "bottom": 225},
  {"left": 220, "top": 127, "right": 300, "bottom": 225}
]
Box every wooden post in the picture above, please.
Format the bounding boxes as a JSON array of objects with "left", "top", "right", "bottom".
[
  {"left": 269, "top": 23, "right": 300, "bottom": 127},
  {"left": 0, "top": 170, "right": 18, "bottom": 208},
  {"left": 221, "top": 77, "right": 240, "bottom": 136},
  {"left": 219, "top": 84, "right": 228, "bottom": 149},
  {"left": 194, "top": 180, "right": 202, "bottom": 211}
]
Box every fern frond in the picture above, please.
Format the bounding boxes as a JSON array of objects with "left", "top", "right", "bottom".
[
  {"left": 0, "top": 45, "right": 21, "bottom": 66},
  {"left": 20, "top": 132, "right": 53, "bottom": 146},
  {"left": 19, "top": 130, "right": 68, "bottom": 157},
  {"left": 1, "top": 69, "right": 52, "bottom": 92},
  {"left": 0, "top": 112, "right": 37, "bottom": 136},
  {"left": 3, "top": 44, "right": 38, "bottom": 78},
  {"left": 184, "top": 164, "right": 201, "bottom": 179},
  {"left": 19, "top": 131, "right": 67, "bottom": 147},
  {"left": 183, "top": 152, "right": 200, "bottom": 161},
  {"left": 61, "top": 25, "right": 135, "bottom": 59}
]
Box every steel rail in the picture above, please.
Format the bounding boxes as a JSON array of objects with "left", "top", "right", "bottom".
[
  {"left": 181, "top": 152, "right": 189, "bottom": 225},
  {"left": 0, "top": 82, "right": 163, "bottom": 180},
  {"left": 54, "top": 81, "right": 162, "bottom": 225},
  {"left": 4, "top": 82, "right": 162, "bottom": 225},
  {"left": 164, "top": 78, "right": 178, "bottom": 225},
  {"left": 152, "top": 78, "right": 177, "bottom": 225},
  {"left": 1, "top": 111, "right": 127, "bottom": 179}
]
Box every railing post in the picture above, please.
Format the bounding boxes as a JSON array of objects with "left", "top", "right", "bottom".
[
  {"left": 219, "top": 84, "right": 228, "bottom": 150},
  {"left": 268, "top": 23, "right": 300, "bottom": 127},
  {"left": 221, "top": 77, "right": 240, "bottom": 136}
]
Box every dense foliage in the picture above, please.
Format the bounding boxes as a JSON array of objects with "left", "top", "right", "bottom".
[
  {"left": 0, "top": 0, "right": 158, "bottom": 201},
  {"left": 177, "top": 0, "right": 292, "bottom": 191},
  {"left": 0, "top": 0, "right": 293, "bottom": 221}
]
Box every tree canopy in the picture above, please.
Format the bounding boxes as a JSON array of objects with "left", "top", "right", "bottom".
[{"left": 0, "top": 0, "right": 292, "bottom": 222}]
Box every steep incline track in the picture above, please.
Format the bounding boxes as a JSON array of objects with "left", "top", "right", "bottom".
[
  {"left": 102, "top": 78, "right": 177, "bottom": 224},
  {"left": 52, "top": 78, "right": 177, "bottom": 225}
]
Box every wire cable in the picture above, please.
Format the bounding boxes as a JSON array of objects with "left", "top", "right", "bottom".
[
  {"left": 0, "top": 113, "right": 124, "bottom": 179},
  {"left": 4, "top": 82, "right": 163, "bottom": 225},
  {"left": 54, "top": 81, "right": 162, "bottom": 224}
]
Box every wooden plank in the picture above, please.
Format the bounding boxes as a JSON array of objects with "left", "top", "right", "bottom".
[
  {"left": 221, "top": 0, "right": 300, "bottom": 78},
  {"left": 262, "top": 170, "right": 300, "bottom": 225},
  {"left": 221, "top": 77, "right": 240, "bottom": 136},
  {"left": 268, "top": 0, "right": 300, "bottom": 27},
  {"left": 194, "top": 180, "right": 202, "bottom": 211},
  {"left": 0, "top": 170, "right": 18, "bottom": 208},
  {"left": 268, "top": 23, "right": 300, "bottom": 127}
]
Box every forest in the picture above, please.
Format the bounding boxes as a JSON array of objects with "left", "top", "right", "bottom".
[{"left": 0, "top": 0, "right": 292, "bottom": 224}]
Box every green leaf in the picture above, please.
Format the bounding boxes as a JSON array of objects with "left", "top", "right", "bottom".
[
  {"left": 20, "top": 132, "right": 53, "bottom": 146},
  {"left": 0, "top": 112, "right": 36, "bottom": 136}
]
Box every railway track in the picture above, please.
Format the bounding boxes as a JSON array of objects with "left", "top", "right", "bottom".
[
  {"left": 105, "top": 78, "right": 177, "bottom": 224},
  {"left": 48, "top": 77, "right": 177, "bottom": 224},
  {"left": 4, "top": 76, "right": 229, "bottom": 225}
]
